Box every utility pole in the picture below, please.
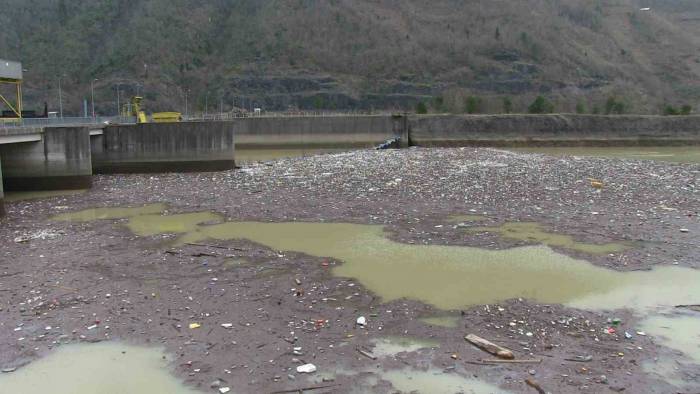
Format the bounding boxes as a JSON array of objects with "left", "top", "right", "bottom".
[
  {"left": 58, "top": 76, "right": 64, "bottom": 118},
  {"left": 184, "top": 89, "right": 189, "bottom": 119},
  {"left": 91, "top": 78, "right": 99, "bottom": 119},
  {"left": 116, "top": 83, "right": 122, "bottom": 117}
]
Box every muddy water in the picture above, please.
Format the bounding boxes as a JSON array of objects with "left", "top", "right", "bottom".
[
  {"left": 640, "top": 313, "right": 700, "bottom": 363},
  {"left": 181, "top": 221, "right": 700, "bottom": 311},
  {"left": 510, "top": 146, "right": 700, "bottom": 163},
  {"left": 380, "top": 368, "right": 511, "bottom": 394},
  {"left": 643, "top": 357, "right": 700, "bottom": 392},
  {"left": 370, "top": 336, "right": 439, "bottom": 357},
  {"left": 641, "top": 312, "right": 700, "bottom": 391},
  {"left": 468, "top": 222, "right": 630, "bottom": 255},
  {"left": 419, "top": 315, "right": 461, "bottom": 328},
  {"left": 52, "top": 203, "right": 167, "bottom": 221},
  {"left": 4, "top": 189, "right": 87, "bottom": 202},
  {"left": 0, "top": 343, "right": 199, "bottom": 394},
  {"left": 235, "top": 148, "right": 351, "bottom": 163},
  {"left": 51, "top": 209, "right": 700, "bottom": 311},
  {"left": 126, "top": 212, "right": 222, "bottom": 236}
]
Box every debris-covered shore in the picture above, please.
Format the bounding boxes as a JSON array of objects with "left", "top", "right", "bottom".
[{"left": 0, "top": 147, "right": 698, "bottom": 393}]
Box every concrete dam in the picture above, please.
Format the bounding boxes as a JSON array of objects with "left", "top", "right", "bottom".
[{"left": 1, "top": 114, "right": 699, "bottom": 216}]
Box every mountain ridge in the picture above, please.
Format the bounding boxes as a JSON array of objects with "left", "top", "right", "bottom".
[{"left": 1, "top": 0, "right": 698, "bottom": 115}]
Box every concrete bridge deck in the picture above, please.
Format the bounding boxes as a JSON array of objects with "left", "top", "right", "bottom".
[{"left": 0, "top": 127, "right": 44, "bottom": 144}]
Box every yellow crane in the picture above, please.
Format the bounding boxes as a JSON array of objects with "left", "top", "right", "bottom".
[
  {"left": 122, "top": 96, "right": 182, "bottom": 123},
  {"left": 123, "top": 96, "right": 147, "bottom": 123}
]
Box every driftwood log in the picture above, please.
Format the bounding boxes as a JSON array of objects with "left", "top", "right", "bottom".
[{"left": 465, "top": 334, "right": 515, "bottom": 360}]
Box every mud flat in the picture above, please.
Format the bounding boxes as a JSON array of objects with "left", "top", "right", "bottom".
[{"left": 0, "top": 147, "right": 698, "bottom": 393}]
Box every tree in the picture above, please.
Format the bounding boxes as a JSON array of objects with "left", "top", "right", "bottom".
[
  {"left": 605, "top": 96, "right": 626, "bottom": 115},
  {"left": 502, "top": 96, "right": 513, "bottom": 113},
  {"left": 433, "top": 96, "right": 445, "bottom": 112},
  {"left": 663, "top": 105, "right": 680, "bottom": 116},
  {"left": 464, "top": 96, "right": 482, "bottom": 114},
  {"left": 313, "top": 95, "right": 326, "bottom": 109},
  {"left": 495, "top": 27, "right": 501, "bottom": 41},
  {"left": 575, "top": 100, "right": 586, "bottom": 114},
  {"left": 528, "top": 96, "right": 554, "bottom": 114},
  {"left": 416, "top": 101, "right": 428, "bottom": 114},
  {"left": 665, "top": 104, "right": 692, "bottom": 116}
]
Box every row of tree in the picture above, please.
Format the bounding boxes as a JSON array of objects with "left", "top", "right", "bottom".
[{"left": 415, "top": 95, "right": 694, "bottom": 116}]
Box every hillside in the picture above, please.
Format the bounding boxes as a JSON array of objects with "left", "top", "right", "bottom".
[{"left": 1, "top": 0, "right": 699, "bottom": 115}]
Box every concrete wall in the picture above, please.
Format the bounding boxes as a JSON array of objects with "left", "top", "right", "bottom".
[
  {"left": 408, "top": 114, "right": 700, "bottom": 147},
  {"left": 234, "top": 115, "right": 398, "bottom": 149},
  {"left": 0, "top": 158, "right": 4, "bottom": 216},
  {"left": 92, "top": 122, "right": 235, "bottom": 173},
  {"left": 0, "top": 127, "right": 92, "bottom": 191}
]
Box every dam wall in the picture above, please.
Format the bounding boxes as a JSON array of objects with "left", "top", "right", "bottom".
[
  {"left": 92, "top": 122, "right": 236, "bottom": 173},
  {"left": 233, "top": 115, "right": 399, "bottom": 149},
  {"left": 408, "top": 114, "right": 700, "bottom": 147},
  {"left": 0, "top": 126, "right": 92, "bottom": 191},
  {"left": 0, "top": 161, "right": 4, "bottom": 216}
]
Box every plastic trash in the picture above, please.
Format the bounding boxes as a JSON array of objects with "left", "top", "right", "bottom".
[{"left": 296, "top": 363, "right": 317, "bottom": 373}]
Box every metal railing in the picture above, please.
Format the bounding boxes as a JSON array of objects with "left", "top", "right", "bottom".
[
  {"left": 1, "top": 110, "right": 394, "bottom": 130},
  {"left": 183, "top": 110, "right": 394, "bottom": 121},
  {"left": 1, "top": 116, "right": 136, "bottom": 128}
]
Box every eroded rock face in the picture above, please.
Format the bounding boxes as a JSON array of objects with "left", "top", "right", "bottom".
[{"left": 222, "top": 75, "right": 436, "bottom": 111}]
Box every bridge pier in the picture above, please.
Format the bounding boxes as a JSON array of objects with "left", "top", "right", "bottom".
[
  {"left": 0, "top": 126, "right": 92, "bottom": 192},
  {"left": 91, "top": 122, "right": 236, "bottom": 173},
  {"left": 0, "top": 159, "right": 4, "bottom": 216}
]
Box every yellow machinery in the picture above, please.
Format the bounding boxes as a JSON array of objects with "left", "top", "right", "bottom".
[
  {"left": 151, "top": 112, "right": 182, "bottom": 123},
  {"left": 0, "top": 59, "right": 23, "bottom": 122},
  {"left": 122, "top": 95, "right": 181, "bottom": 123},
  {"left": 123, "top": 96, "right": 148, "bottom": 123}
]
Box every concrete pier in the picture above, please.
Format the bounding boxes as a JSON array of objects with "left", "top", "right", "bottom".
[
  {"left": 0, "top": 126, "right": 92, "bottom": 191},
  {"left": 0, "top": 160, "right": 4, "bottom": 216},
  {"left": 91, "top": 122, "right": 236, "bottom": 173}
]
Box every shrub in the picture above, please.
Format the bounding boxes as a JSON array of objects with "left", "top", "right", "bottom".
[
  {"left": 528, "top": 96, "right": 554, "bottom": 114},
  {"left": 433, "top": 96, "right": 445, "bottom": 112},
  {"left": 575, "top": 100, "right": 586, "bottom": 114},
  {"left": 416, "top": 101, "right": 428, "bottom": 114},
  {"left": 502, "top": 97, "right": 513, "bottom": 113},
  {"left": 464, "top": 96, "right": 482, "bottom": 114},
  {"left": 604, "top": 96, "right": 626, "bottom": 114},
  {"left": 663, "top": 105, "right": 680, "bottom": 116},
  {"left": 665, "top": 104, "right": 693, "bottom": 116}
]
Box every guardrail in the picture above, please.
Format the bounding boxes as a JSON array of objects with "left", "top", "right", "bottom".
[
  {"left": 0, "top": 110, "right": 397, "bottom": 130},
  {"left": 0, "top": 116, "right": 136, "bottom": 129},
  {"left": 187, "top": 110, "right": 394, "bottom": 121}
]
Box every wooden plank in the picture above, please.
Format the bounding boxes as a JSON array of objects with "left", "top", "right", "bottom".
[{"left": 465, "top": 334, "right": 514, "bottom": 360}]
